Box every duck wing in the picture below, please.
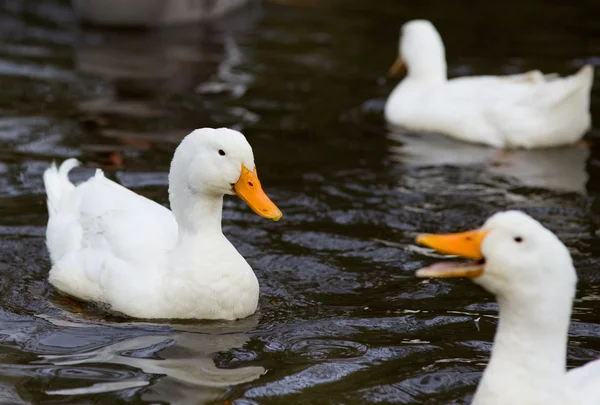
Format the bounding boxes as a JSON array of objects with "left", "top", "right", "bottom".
[{"left": 44, "top": 159, "right": 178, "bottom": 301}]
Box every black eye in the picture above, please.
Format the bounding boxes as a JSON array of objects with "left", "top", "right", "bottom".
[
  {"left": 218, "top": 149, "right": 226, "bottom": 156},
  {"left": 514, "top": 236, "right": 523, "bottom": 243}
]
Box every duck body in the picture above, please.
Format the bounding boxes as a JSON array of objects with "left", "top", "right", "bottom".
[
  {"left": 566, "top": 360, "right": 600, "bottom": 405},
  {"left": 385, "top": 20, "right": 594, "bottom": 149},
  {"left": 44, "top": 128, "right": 281, "bottom": 320},
  {"left": 416, "top": 211, "right": 600, "bottom": 404}
]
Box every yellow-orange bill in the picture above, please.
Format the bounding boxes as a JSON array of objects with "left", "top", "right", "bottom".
[
  {"left": 232, "top": 165, "right": 282, "bottom": 221},
  {"left": 416, "top": 261, "right": 484, "bottom": 279},
  {"left": 416, "top": 229, "right": 488, "bottom": 260},
  {"left": 388, "top": 55, "right": 407, "bottom": 77},
  {"left": 415, "top": 228, "right": 489, "bottom": 279}
]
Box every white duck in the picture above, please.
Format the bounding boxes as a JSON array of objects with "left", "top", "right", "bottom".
[
  {"left": 385, "top": 20, "right": 594, "bottom": 149},
  {"left": 416, "top": 211, "right": 600, "bottom": 405},
  {"left": 44, "top": 128, "right": 282, "bottom": 320}
]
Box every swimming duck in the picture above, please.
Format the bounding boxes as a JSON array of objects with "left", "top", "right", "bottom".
[
  {"left": 385, "top": 20, "right": 594, "bottom": 149},
  {"left": 416, "top": 211, "right": 600, "bottom": 405},
  {"left": 44, "top": 128, "right": 282, "bottom": 320}
]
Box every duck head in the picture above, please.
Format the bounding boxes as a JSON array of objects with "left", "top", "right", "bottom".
[
  {"left": 169, "top": 128, "right": 282, "bottom": 221},
  {"left": 415, "top": 211, "right": 576, "bottom": 298},
  {"left": 389, "top": 19, "right": 447, "bottom": 82}
]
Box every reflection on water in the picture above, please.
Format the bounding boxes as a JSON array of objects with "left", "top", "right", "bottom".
[
  {"left": 75, "top": 5, "right": 260, "bottom": 94},
  {"left": 0, "top": 0, "right": 599, "bottom": 404},
  {"left": 73, "top": 3, "right": 261, "bottom": 168},
  {"left": 388, "top": 129, "right": 590, "bottom": 194},
  {"left": 40, "top": 315, "right": 264, "bottom": 404}
]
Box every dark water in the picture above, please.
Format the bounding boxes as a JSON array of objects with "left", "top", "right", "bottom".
[{"left": 1, "top": 0, "right": 600, "bottom": 403}]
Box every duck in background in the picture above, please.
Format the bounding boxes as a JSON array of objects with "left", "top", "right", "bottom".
[
  {"left": 416, "top": 211, "right": 600, "bottom": 405},
  {"left": 44, "top": 128, "right": 282, "bottom": 320},
  {"left": 385, "top": 20, "right": 594, "bottom": 149}
]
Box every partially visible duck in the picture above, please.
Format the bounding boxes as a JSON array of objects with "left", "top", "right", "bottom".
[{"left": 416, "top": 211, "right": 600, "bottom": 404}]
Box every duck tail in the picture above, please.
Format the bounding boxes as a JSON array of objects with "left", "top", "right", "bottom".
[
  {"left": 565, "top": 65, "right": 593, "bottom": 98},
  {"left": 43, "top": 158, "right": 80, "bottom": 215},
  {"left": 577, "top": 64, "right": 594, "bottom": 85},
  {"left": 577, "top": 65, "right": 594, "bottom": 109},
  {"left": 571, "top": 64, "right": 594, "bottom": 93},
  {"left": 545, "top": 65, "right": 594, "bottom": 110}
]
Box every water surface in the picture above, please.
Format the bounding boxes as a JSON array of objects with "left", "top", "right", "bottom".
[{"left": 0, "top": 0, "right": 600, "bottom": 404}]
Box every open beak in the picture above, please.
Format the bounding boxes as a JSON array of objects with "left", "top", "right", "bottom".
[
  {"left": 415, "top": 229, "right": 488, "bottom": 279},
  {"left": 388, "top": 55, "right": 407, "bottom": 77},
  {"left": 232, "top": 165, "right": 282, "bottom": 221}
]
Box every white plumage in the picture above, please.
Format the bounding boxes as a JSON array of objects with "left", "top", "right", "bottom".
[
  {"left": 417, "top": 211, "right": 600, "bottom": 405},
  {"left": 385, "top": 20, "right": 594, "bottom": 149},
  {"left": 44, "top": 128, "right": 281, "bottom": 320}
]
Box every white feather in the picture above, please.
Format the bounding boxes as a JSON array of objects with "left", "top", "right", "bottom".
[
  {"left": 43, "top": 128, "right": 278, "bottom": 320},
  {"left": 385, "top": 20, "right": 594, "bottom": 149},
  {"left": 420, "top": 211, "right": 600, "bottom": 405}
]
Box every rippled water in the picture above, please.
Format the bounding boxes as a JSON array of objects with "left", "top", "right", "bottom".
[{"left": 1, "top": 0, "right": 600, "bottom": 403}]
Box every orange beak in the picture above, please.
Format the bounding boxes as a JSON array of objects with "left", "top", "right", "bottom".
[
  {"left": 415, "top": 229, "right": 488, "bottom": 278},
  {"left": 232, "top": 165, "right": 282, "bottom": 221},
  {"left": 388, "top": 55, "right": 407, "bottom": 77}
]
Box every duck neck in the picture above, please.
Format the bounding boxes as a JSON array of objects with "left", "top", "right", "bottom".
[
  {"left": 475, "top": 288, "right": 572, "bottom": 401},
  {"left": 404, "top": 44, "right": 447, "bottom": 85},
  {"left": 170, "top": 188, "right": 224, "bottom": 240},
  {"left": 405, "top": 61, "right": 447, "bottom": 85},
  {"left": 495, "top": 294, "right": 569, "bottom": 369}
]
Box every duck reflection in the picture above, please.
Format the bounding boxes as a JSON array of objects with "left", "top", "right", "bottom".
[
  {"left": 387, "top": 127, "right": 589, "bottom": 194},
  {"left": 40, "top": 315, "right": 264, "bottom": 405},
  {"left": 72, "top": 4, "right": 261, "bottom": 168}
]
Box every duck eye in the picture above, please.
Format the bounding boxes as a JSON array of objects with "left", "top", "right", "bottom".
[
  {"left": 514, "top": 236, "right": 523, "bottom": 243},
  {"left": 218, "top": 149, "right": 226, "bottom": 156}
]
